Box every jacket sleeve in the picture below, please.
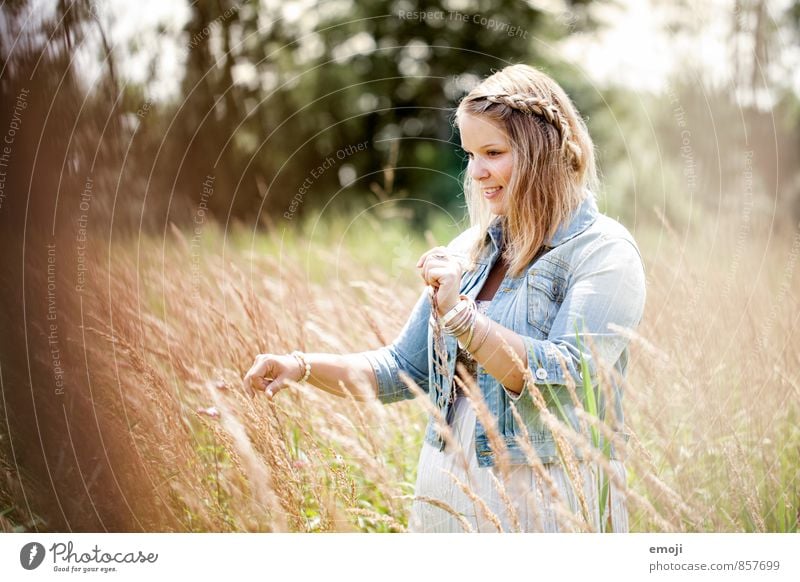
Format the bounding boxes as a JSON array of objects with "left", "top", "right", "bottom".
[
  {"left": 358, "top": 287, "right": 431, "bottom": 404},
  {"left": 518, "top": 236, "right": 646, "bottom": 395},
  {"left": 358, "top": 226, "right": 480, "bottom": 404}
]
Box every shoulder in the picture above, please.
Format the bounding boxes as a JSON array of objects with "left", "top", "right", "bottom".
[{"left": 580, "top": 213, "right": 644, "bottom": 265}]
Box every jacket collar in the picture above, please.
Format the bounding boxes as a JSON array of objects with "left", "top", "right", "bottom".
[{"left": 485, "top": 191, "right": 598, "bottom": 252}]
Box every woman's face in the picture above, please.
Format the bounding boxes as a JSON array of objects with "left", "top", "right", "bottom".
[{"left": 459, "top": 112, "right": 514, "bottom": 216}]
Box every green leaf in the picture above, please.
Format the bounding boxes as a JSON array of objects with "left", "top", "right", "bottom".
[{"left": 574, "top": 321, "right": 615, "bottom": 530}]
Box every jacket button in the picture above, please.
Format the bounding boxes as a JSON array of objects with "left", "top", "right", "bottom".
[{"left": 535, "top": 367, "right": 548, "bottom": 380}]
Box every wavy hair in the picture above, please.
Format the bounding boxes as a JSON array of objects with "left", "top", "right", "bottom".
[{"left": 454, "top": 64, "right": 598, "bottom": 277}]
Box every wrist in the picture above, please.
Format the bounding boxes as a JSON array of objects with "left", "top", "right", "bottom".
[
  {"left": 441, "top": 295, "right": 476, "bottom": 338},
  {"left": 290, "top": 351, "right": 312, "bottom": 383},
  {"left": 439, "top": 294, "right": 469, "bottom": 323},
  {"left": 436, "top": 297, "right": 459, "bottom": 317},
  {"left": 462, "top": 314, "right": 490, "bottom": 353}
]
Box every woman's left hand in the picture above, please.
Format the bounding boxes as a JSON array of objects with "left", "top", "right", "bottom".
[{"left": 417, "top": 246, "right": 464, "bottom": 316}]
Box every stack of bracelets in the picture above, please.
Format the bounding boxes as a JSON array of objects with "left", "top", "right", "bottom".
[
  {"left": 290, "top": 350, "right": 312, "bottom": 383},
  {"left": 439, "top": 294, "right": 491, "bottom": 353}
]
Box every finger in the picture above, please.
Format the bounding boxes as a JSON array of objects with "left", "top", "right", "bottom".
[
  {"left": 244, "top": 356, "right": 273, "bottom": 398},
  {"left": 416, "top": 248, "right": 437, "bottom": 267},
  {"left": 264, "top": 375, "right": 287, "bottom": 399},
  {"left": 245, "top": 373, "right": 264, "bottom": 398},
  {"left": 243, "top": 369, "right": 257, "bottom": 398},
  {"left": 423, "top": 262, "right": 450, "bottom": 284},
  {"left": 420, "top": 262, "right": 435, "bottom": 286},
  {"left": 416, "top": 251, "right": 430, "bottom": 268},
  {"left": 416, "top": 246, "right": 447, "bottom": 267},
  {"left": 419, "top": 255, "right": 449, "bottom": 285}
]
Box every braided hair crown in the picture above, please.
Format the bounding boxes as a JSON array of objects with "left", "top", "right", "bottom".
[
  {"left": 455, "top": 65, "right": 597, "bottom": 279},
  {"left": 481, "top": 92, "right": 582, "bottom": 171}
]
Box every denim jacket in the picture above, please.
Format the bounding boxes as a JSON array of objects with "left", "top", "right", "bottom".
[{"left": 361, "top": 192, "right": 646, "bottom": 468}]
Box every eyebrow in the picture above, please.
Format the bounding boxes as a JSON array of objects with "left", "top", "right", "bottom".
[{"left": 460, "top": 143, "right": 503, "bottom": 151}]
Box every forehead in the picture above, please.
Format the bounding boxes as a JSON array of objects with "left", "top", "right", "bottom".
[{"left": 458, "top": 113, "right": 508, "bottom": 146}]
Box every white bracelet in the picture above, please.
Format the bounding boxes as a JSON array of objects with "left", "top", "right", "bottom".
[
  {"left": 440, "top": 296, "right": 470, "bottom": 326},
  {"left": 290, "top": 351, "right": 312, "bottom": 383}
]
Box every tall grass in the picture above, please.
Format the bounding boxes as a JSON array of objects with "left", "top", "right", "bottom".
[{"left": 2, "top": 204, "right": 797, "bottom": 532}]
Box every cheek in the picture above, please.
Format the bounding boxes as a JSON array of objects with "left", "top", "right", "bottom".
[{"left": 499, "top": 159, "right": 513, "bottom": 183}]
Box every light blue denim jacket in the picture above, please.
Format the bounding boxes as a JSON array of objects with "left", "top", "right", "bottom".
[{"left": 360, "top": 192, "right": 646, "bottom": 468}]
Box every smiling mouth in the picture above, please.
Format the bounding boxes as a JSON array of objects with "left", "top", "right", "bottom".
[{"left": 483, "top": 186, "right": 503, "bottom": 199}]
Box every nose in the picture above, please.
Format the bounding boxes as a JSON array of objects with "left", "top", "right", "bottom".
[{"left": 468, "top": 157, "right": 490, "bottom": 181}]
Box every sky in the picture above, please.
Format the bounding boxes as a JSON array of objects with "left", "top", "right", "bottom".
[{"left": 558, "top": 0, "right": 800, "bottom": 105}]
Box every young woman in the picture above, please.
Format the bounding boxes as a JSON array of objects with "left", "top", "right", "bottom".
[{"left": 243, "top": 64, "right": 646, "bottom": 532}]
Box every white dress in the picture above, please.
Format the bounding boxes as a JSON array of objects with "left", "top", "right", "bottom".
[{"left": 408, "top": 301, "right": 629, "bottom": 533}]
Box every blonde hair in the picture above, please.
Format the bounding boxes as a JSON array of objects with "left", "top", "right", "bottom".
[{"left": 454, "top": 64, "right": 598, "bottom": 277}]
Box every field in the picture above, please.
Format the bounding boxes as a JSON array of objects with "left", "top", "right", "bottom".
[{"left": 1, "top": 205, "right": 798, "bottom": 533}]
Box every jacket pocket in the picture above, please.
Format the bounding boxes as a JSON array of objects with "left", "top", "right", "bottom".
[{"left": 526, "top": 268, "right": 566, "bottom": 338}]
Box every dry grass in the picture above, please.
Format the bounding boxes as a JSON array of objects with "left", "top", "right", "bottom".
[
  {"left": 624, "top": 213, "right": 800, "bottom": 532},
  {"left": 1, "top": 209, "right": 797, "bottom": 532}
]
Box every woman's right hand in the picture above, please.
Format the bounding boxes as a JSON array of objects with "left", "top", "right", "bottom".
[{"left": 243, "top": 353, "right": 302, "bottom": 399}]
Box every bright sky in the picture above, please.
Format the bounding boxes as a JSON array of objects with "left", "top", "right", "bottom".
[
  {"left": 557, "top": 0, "right": 800, "bottom": 104},
  {"left": 59, "top": 0, "right": 799, "bottom": 104},
  {"left": 70, "top": 0, "right": 191, "bottom": 102}
]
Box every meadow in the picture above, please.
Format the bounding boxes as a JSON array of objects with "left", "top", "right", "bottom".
[{"left": 15, "top": 201, "right": 790, "bottom": 534}]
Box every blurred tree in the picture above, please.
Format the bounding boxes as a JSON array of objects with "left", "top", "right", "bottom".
[
  {"left": 605, "top": 0, "right": 800, "bottom": 229},
  {"left": 2, "top": 0, "right": 611, "bottom": 231},
  {"left": 162, "top": 0, "right": 602, "bottom": 227},
  {"left": 0, "top": 0, "right": 173, "bottom": 532}
]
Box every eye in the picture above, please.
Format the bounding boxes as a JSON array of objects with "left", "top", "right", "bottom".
[
  {"left": 463, "top": 151, "right": 473, "bottom": 160},
  {"left": 487, "top": 150, "right": 501, "bottom": 157}
]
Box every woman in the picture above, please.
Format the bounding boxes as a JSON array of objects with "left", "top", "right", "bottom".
[{"left": 243, "top": 64, "right": 646, "bottom": 532}]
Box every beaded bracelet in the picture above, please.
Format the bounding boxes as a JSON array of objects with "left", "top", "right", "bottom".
[{"left": 290, "top": 350, "right": 312, "bottom": 383}]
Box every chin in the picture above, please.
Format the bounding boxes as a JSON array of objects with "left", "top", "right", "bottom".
[{"left": 488, "top": 201, "right": 507, "bottom": 215}]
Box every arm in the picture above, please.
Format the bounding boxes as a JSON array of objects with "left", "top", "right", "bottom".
[
  {"left": 246, "top": 229, "right": 477, "bottom": 403},
  {"left": 452, "top": 315, "right": 528, "bottom": 394},
  {"left": 357, "top": 287, "right": 432, "bottom": 403},
  {"left": 242, "top": 351, "right": 377, "bottom": 401},
  {"left": 296, "top": 352, "right": 379, "bottom": 400},
  {"left": 244, "top": 288, "right": 431, "bottom": 403},
  {"left": 448, "top": 237, "right": 646, "bottom": 397},
  {"left": 360, "top": 229, "right": 481, "bottom": 403}
]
